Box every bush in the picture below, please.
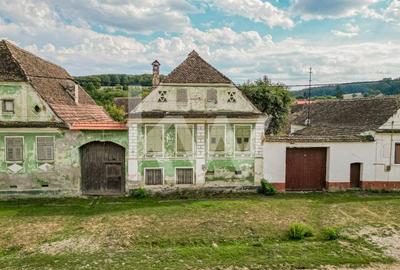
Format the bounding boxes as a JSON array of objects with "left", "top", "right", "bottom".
[
  {"left": 321, "top": 227, "right": 340, "bottom": 240},
  {"left": 131, "top": 188, "right": 150, "bottom": 199},
  {"left": 288, "top": 223, "right": 314, "bottom": 240},
  {"left": 257, "top": 179, "right": 277, "bottom": 196}
]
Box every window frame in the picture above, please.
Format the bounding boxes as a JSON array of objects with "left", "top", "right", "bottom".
[
  {"left": 2, "top": 99, "right": 15, "bottom": 113},
  {"left": 144, "top": 167, "right": 164, "bottom": 185},
  {"left": 36, "top": 136, "right": 55, "bottom": 162},
  {"left": 175, "top": 124, "right": 194, "bottom": 155},
  {"left": 206, "top": 89, "right": 218, "bottom": 104},
  {"left": 5, "top": 136, "right": 24, "bottom": 163},
  {"left": 394, "top": 143, "right": 400, "bottom": 164},
  {"left": 176, "top": 88, "right": 188, "bottom": 103},
  {"left": 144, "top": 124, "right": 164, "bottom": 156},
  {"left": 208, "top": 124, "right": 226, "bottom": 153},
  {"left": 175, "top": 167, "right": 195, "bottom": 185},
  {"left": 234, "top": 124, "right": 252, "bottom": 153}
]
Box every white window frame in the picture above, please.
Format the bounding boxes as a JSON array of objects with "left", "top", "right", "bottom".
[
  {"left": 144, "top": 124, "right": 164, "bottom": 157},
  {"left": 2, "top": 99, "right": 15, "bottom": 114},
  {"left": 35, "top": 136, "right": 55, "bottom": 162},
  {"left": 4, "top": 136, "right": 24, "bottom": 163},
  {"left": 175, "top": 124, "right": 195, "bottom": 156},
  {"left": 234, "top": 124, "right": 253, "bottom": 156},
  {"left": 144, "top": 167, "right": 164, "bottom": 186},
  {"left": 208, "top": 124, "right": 226, "bottom": 155},
  {"left": 175, "top": 167, "right": 195, "bottom": 185}
]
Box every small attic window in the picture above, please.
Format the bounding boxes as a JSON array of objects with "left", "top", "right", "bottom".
[
  {"left": 227, "top": 91, "right": 236, "bottom": 103},
  {"left": 176, "top": 89, "right": 188, "bottom": 103},
  {"left": 207, "top": 89, "right": 217, "bottom": 104},
  {"left": 158, "top": 90, "right": 167, "bottom": 102},
  {"left": 2, "top": 100, "right": 14, "bottom": 113}
]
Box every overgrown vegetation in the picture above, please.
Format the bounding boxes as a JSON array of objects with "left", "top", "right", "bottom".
[
  {"left": 321, "top": 227, "right": 340, "bottom": 241},
  {"left": 0, "top": 192, "right": 399, "bottom": 269},
  {"left": 288, "top": 223, "right": 314, "bottom": 240},
  {"left": 240, "top": 76, "right": 292, "bottom": 134},
  {"left": 257, "top": 179, "right": 277, "bottom": 196},
  {"left": 130, "top": 188, "right": 150, "bottom": 199}
]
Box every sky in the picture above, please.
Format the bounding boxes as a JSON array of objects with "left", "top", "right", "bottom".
[{"left": 0, "top": 0, "right": 399, "bottom": 86}]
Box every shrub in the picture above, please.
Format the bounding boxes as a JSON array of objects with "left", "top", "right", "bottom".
[
  {"left": 288, "top": 223, "right": 314, "bottom": 240},
  {"left": 257, "top": 179, "right": 277, "bottom": 196},
  {"left": 321, "top": 227, "right": 340, "bottom": 240},
  {"left": 131, "top": 188, "right": 150, "bottom": 199}
]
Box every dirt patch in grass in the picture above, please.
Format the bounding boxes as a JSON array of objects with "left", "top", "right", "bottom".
[
  {"left": 0, "top": 218, "right": 64, "bottom": 252},
  {"left": 39, "top": 235, "right": 101, "bottom": 255},
  {"left": 357, "top": 226, "right": 400, "bottom": 260}
]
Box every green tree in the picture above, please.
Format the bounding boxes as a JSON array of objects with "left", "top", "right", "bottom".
[
  {"left": 335, "top": 85, "right": 343, "bottom": 99},
  {"left": 105, "top": 103, "right": 125, "bottom": 122},
  {"left": 239, "top": 76, "right": 292, "bottom": 134}
]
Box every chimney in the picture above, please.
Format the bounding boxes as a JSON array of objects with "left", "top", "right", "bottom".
[
  {"left": 152, "top": 60, "right": 160, "bottom": 88},
  {"left": 74, "top": 84, "right": 79, "bottom": 104}
]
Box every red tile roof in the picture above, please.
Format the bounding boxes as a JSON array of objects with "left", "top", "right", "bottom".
[{"left": 70, "top": 122, "right": 127, "bottom": 130}]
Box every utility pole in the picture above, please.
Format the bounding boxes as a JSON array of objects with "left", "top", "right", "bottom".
[{"left": 306, "top": 67, "right": 312, "bottom": 126}]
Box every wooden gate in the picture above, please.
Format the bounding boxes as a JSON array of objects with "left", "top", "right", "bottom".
[
  {"left": 286, "top": 148, "right": 327, "bottom": 191},
  {"left": 80, "top": 141, "right": 125, "bottom": 195},
  {"left": 350, "top": 163, "right": 361, "bottom": 188}
]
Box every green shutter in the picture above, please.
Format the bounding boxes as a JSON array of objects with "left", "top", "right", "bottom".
[
  {"left": 210, "top": 126, "right": 225, "bottom": 152},
  {"left": 146, "top": 126, "right": 162, "bottom": 153},
  {"left": 177, "top": 127, "right": 193, "bottom": 153},
  {"left": 235, "top": 126, "right": 251, "bottom": 152},
  {"left": 6, "top": 137, "right": 23, "bottom": 162}
]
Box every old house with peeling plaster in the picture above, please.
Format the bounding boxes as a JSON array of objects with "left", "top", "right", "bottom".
[
  {"left": 127, "top": 51, "right": 268, "bottom": 188},
  {"left": 0, "top": 40, "right": 127, "bottom": 196}
]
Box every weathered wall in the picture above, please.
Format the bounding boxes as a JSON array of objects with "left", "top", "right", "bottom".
[
  {"left": 0, "top": 129, "right": 128, "bottom": 194},
  {"left": 374, "top": 133, "right": 400, "bottom": 182},
  {"left": 0, "top": 82, "right": 60, "bottom": 123}
]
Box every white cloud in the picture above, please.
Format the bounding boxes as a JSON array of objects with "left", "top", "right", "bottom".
[
  {"left": 0, "top": 0, "right": 197, "bottom": 34},
  {"left": 209, "top": 0, "right": 294, "bottom": 28},
  {"left": 385, "top": 0, "right": 400, "bottom": 25},
  {"left": 331, "top": 23, "right": 360, "bottom": 38},
  {"left": 291, "top": 0, "right": 379, "bottom": 20}
]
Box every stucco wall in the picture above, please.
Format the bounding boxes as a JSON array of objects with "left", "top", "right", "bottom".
[
  {"left": 0, "top": 129, "right": 128, "bottom": 194},
  {"left": 374, "top": 133, "right": 400, "bottom": 181},
  {"left": 0, "top": 82, "right": 60, "bottom": 123},
  {"left": 263, "top": 141, "right": 375, "bottom": 185}
]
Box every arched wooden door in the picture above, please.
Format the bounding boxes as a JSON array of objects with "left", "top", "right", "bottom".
[{"left": 80, "top": 141, "right": 125, "bottom": 195}]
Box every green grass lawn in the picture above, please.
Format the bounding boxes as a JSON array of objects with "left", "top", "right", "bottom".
[{"left": 0, "top": 192, "right": 399, "bottom": 269}]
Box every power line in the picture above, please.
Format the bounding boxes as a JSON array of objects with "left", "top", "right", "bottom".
[{"left": 285, "top": 78, "right": 397, "bottom": 88}]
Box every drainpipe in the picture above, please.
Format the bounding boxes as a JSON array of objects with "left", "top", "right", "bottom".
[{"left": 388, "top": 120, "right": 394, "bottom": 178}]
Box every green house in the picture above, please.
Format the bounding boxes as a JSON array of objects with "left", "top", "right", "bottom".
[
  {"left": 127, "top": 51, "right": 267, "bottom": 188},
  {"left": 0, "top": 40, "right": 128, "bottom": 196}
]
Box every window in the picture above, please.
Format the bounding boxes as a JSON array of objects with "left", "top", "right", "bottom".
[
  {"left": 2, "top": 100, "right": 14, "bottom": 113},
  {"left": 176, "top": 168, "right": 194, "bottom": 184},
  {"left": 37, "top": 136, "right": 55, "bottom": 161},
  {"left": 395, "top": 143, "right": 400, "bottom": 164},
  {"left": 176, "top": 126, "right": 193, "bottom": 153},
  {"left": 227, "top": 91, "right": 236, "bottom": 103},
  {"left": 146, "top": 126, "right": 163, "bottom": 154},
  {"left": 207, "top": 89, "right": 217, "bottom": 104},
  {"left": 209, "top": 125, "right": 225, "bottom": 152},
  {"left": 145, "top": 168, "right": 163, "bottom": 185},
  {"left": 176, "top": 89, "right": 188, "bottom": 103},
  {"left": 235, "top": 126, "right": 251, "bottom": 152},
  {"left": 158, "top": 90, "right": 167, "bottom": 102},
  {"left": 5, "top": 137, "right": 23, "bottom": 162}
]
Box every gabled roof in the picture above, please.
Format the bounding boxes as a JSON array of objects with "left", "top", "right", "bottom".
[
  {"left": 162, "top": 50, "right": 231, "bottom": 84},
  {"left": 0, "top": 40, "right": 118, "bottom": 129},
  {"left": 283, "top": 96, "right": 400, "bottom": 140}
]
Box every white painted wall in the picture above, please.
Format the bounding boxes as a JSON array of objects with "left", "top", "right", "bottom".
[
  {"left": 263, "top": 141, "right": 376, "bottom": 184},
  {"left": 374, "top": 133, "right": 400, "bottom": 181}
]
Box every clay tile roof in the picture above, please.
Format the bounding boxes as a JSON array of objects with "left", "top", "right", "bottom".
[
  {"left": 162, "top": 50, "right": 231, "bottom": 84},
  {"left": 0, "top": 40, "right": 116, "bottom": 128},
  {"left": 290, "top": 96, "right": 400, "bottom": 137}
]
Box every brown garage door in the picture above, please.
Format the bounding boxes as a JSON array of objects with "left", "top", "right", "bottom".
[
  {"left": 286, "top": 148, "right": 327, "bottom": 191},
  {"left": 80, "top": 141, "right": 125, "bottom": 195}
]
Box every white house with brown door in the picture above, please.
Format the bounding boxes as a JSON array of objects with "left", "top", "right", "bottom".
[{"left": 264, "top": 96, "right": 400, "bottom": 191}]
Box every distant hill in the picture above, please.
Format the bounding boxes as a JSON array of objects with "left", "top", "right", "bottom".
[{"left": 292, "top": 78, "right": 400, "bottom": 98}]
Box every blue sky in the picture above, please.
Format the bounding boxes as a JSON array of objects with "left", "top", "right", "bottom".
[{"left": 0, "top": 0, "right": 399, "bottom": 86}]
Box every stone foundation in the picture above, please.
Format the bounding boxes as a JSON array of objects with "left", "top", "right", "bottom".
[
  {"left": 271, "top": 183, "right": 285, "bottom": 192},
  {"left": 326, "top": 182, "right": 350, "bottom": 191},
  {"left": 361, "top": 181, "right": 400, "bottom": 190}
]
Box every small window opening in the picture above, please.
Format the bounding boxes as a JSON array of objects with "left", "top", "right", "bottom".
[
  {"left": 158, "top": 90, "right": 167, "bottom": 102},
  {"left": 34, "top": 105, "right": 41, "bottom": 113},
  {"left": 2, "top": 100, "right": 14, "bottom": 113},
  {"left": 227, "top": 91, "right": 236, "bottom": 103}
]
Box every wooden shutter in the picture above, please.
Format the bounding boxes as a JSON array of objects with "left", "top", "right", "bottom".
[
  {"left": 177, "top": 127, "right": 193, "bottom": 152},
  {"left": 145, "top": 169, "right": 163, "bottom": 185},
  {"left": 37, "top": 137, "right": 54, "bottom": 161},
  {"left": 6, "top": 137, "right": 23, "bottom": 162},
  {"left": 235, "top": 126, "right": 251, "bottom": 152},
  {"left": 177, "top": 89, "right": 188, "bottom": 103},
  {"left": 176, "top": 168, "right": 194, "bottom": 184},
  {"left": 146, "top": 126, "right": 162, "bottom": 153},
  {"left": 395, "top": 144, "right": 400, "bottom": 164},
  {"left": 209, "top": 126, "right": 225, "bottom": 152},
  {"left": 207, "top": 89, "right": 217, "bottom": 103}
]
